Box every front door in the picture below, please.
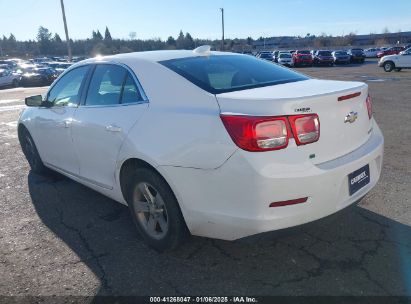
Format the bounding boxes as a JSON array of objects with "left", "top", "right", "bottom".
[
  {"left": 33, "top": 65, "right": 90, "bottom": 175},
  {"left": 398, "top": 50, "right": 411, "bottom": 68}
]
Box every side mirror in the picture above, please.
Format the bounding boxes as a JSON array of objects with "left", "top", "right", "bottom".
[{"left": 25, "top": 95, "right": 43, "bottom": 107}]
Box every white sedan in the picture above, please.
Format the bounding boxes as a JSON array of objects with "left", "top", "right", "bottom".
[{"left": 18, "top": 46, "right": 384, "bottom": 251}]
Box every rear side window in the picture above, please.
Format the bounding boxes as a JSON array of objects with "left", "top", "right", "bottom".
[
  {"left": 160, "top": 55, "right": 308, "bottom": 94},
  {"left": 85, "top": 64, "right": 143, "bottom": 106}
]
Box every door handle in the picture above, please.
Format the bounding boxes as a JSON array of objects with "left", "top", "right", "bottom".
[
  {"left": 105, "top": 124, "right": 122, "bottom": 133},
  {"left": 56, "top": 120, "right": 72, "bottom": 128}
]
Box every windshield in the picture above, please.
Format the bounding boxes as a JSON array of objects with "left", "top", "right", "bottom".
[
  {"left": 259, "top": 53, "right": 272, "bottom": 58},
  {"left": 318, "top": 51, "right": 332, "bottom": 56},
  {"left": 160, "top": 55, "right": 309, "bottom": 94}
]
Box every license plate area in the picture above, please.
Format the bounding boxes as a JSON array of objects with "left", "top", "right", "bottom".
[{"left": 348, "top": 165, "right": 370, "bottom": 196}]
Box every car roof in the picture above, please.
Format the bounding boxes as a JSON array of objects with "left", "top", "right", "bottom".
[{"left": 81, "top": 50, "right": 231, "bottom": 65}]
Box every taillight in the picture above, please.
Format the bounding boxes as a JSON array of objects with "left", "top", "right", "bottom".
[
  {"left": 366, "top": 94, "right": 373, "bottom": 119},
  {"left": 220, "top": 115, "right": 289, "bottom": 152},
  {"left": 288, "top": 114, "right": 320, "bottom": 145},
  {"left": 220, "top": 113, "right": 320, "bottom": 152}
]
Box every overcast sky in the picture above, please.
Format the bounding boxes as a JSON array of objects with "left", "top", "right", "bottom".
[{"left": 1, "top": 0, "right": 411, "bottom": 41}]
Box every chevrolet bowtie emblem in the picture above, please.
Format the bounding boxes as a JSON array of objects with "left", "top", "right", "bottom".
[{"left": 345, "top": 111, "right": 358, "bottom": 124}]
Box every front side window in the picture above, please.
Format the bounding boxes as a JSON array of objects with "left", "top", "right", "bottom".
[
  {"left": 85, "top": 64, "right": 143, "bottom": 106},
  {"left": 47, "top": 65, "right": 89, "bottom": 107},
  {"left": 161, "top": 55, "right": 308, "bottom": 94}
]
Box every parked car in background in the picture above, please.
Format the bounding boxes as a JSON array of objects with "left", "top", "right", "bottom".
[
  {"left": 364, "top": 48, "right": 380, "bottom": 58},
  {"left": 18, "top": 48, "right": 383, "bottom": 251},
  {"left": 46, "top": 62, "right": 73, "bottom": 75},
  {"left": 313, "top": 50, "right": 334, "bottom": 66},
  {"left": 15, "top": 63, "right": 38, "bottom": 75},
  {"left": 348, "top": 48, "right": 366, "bottom": 63},
  {"left": 293, "top": 50, "right": 313, "bottom": 67},
  {"left": 20, "top": 67, "right": 58, "bottom": 87},
  {"left": 0, "top": 60, "right": 17, "bottom": 69},
  {"left": 257, "top": 51, "right": 274, "bottom": 62},
  {"left": 72, "top": 56, "right": 87, "bottom": 62},
  {"left": 277, "top": 52, "right": 293, "bottom": 67},
  {"left": 377, "top": 46, "right": 405, "bottom": 58},
  {"left": 32, "top": 57, "right": 53, "bottom": 65},
  {"left": 273, "top": 50, "right": 280, "bottom": 62},
  {"left": 379, "top": 47, "right": 411, "bottom": 72},
  {"left": 310, "top": 50, "right": 316, "bottom": 59},
  {"left": 332, "top": 50, "right": 351, "bottom": 64},
  {"left": 0, "top": 68, "right": 20, "bottom": 88}
]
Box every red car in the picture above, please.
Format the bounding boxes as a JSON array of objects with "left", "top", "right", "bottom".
[
  {"left": 292, "top": 50, "right": 313, "bottom": 67},
  {"left": 377, "top": 46, "right": 405, "bottom": 58}
]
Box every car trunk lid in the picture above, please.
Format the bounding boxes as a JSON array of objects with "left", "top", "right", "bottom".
[{"left": 216, "top": 79, "right": 372, "bottom": 164}]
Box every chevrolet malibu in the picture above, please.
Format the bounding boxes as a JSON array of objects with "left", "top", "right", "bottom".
[{"left": 18, "top": 47, "right": 384, "bottom": 251}]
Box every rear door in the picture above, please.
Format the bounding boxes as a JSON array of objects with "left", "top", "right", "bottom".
[{"left": 71, "top": 63, "right": 148, "bottom": 190}]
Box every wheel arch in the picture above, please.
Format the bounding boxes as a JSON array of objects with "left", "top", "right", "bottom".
[
  {"left": 384, "top": 60, "right": 395, "bottom": 67},
  {"left": 17, "top": 122, "right": 30, "bottom": 142},
  {"left": 118, "top": 157, "right": 190, "bottom": 231}
]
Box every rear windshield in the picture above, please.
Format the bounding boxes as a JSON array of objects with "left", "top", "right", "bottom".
[
  {"left": 160, "top": 55, "right": 308, "bottom": 94},
  {"left": 279, "top": 53, "right": 291, "bottom": 58}
]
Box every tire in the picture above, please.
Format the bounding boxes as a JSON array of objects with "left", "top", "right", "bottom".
[
  {"left": 12, "top": 79, "right": 19, "bottom": 88},
  {"left": 383, "top": 61, "right": 395, "bottom": 72},
  {"left": 394, "top": 68, "right": 402, "bottom": 72},
  {"left": 18, "top": 127, "right": 48, "bottom": 174},
  {"left": 125, "top": 167, "right": 189, "bottom": 252}
]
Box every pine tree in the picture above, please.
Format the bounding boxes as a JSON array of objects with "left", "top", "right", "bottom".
[
  {"left": 104, "top": 27, "right": 112, "bottom": 41},
  {"left": 184, "top": 32, "right": 195, "bottom": 49},
  {"left": 96, "top": 30, "right": 103, "bottom": 40},
  {"left": 167, "top": 36, "right": 176, "bottom": 46},
  {"left": 54, "top": 33, "right": 62, "bottom": 43},
  {"left": 176, "top": 30, "right": 185, "bottom": 49}
]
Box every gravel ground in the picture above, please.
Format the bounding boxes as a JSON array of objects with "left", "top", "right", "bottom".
[{"left": 0, "top": 60, "right": 410, "bottom": 297}]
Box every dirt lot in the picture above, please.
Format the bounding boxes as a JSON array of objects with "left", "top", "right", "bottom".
[{"left": 0, "top": 60, "right": 410, "bottom": 297}]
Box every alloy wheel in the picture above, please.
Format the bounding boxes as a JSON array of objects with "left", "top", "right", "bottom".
[{"left": 132, "top": 182, "right": 169, "bottom": 240}]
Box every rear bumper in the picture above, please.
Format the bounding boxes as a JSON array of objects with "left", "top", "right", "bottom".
[
  {"left": 316, "top": 59, "right": 334, "bottom": 64},
  {"left": 161, "top": 120, "right": 384, "bottom": 241},
  {"left": 294, "top": 58, "right": 313, "bottom": 64}
]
